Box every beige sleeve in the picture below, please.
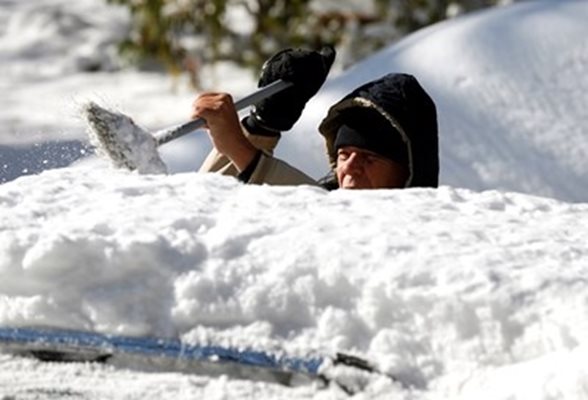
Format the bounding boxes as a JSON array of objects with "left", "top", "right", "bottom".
[
  {"left": 198, "top": 126, "right": 320, "bottom": 187},
  {"left": 247, "top": 153, "right": 320, "bottom": 186},
  {"left": 198, "top": 128, "right": 280, "bottom": 176}
]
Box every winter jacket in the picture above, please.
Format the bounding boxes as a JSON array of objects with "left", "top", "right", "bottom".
[
  {"left": 198, "top": 131, "right": 319, "bottom": 186},
  {"left": 200, "top": 73, "right": 438, "bottom": 189}
]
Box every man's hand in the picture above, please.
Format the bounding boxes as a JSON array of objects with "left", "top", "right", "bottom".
[
  {"left": 246, "top": 46, "right": 336, "bottom": 133},
  {"left": 192, "top": 92, "right": 257, "bottom": 171}
]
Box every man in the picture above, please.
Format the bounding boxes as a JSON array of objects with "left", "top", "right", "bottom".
[{"left": 192, "top": 47, "right": 439, "bottom": 189}]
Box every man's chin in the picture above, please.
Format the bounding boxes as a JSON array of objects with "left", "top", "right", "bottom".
[{"left": 341, "top": 180, "right": 370, "bottom": 189}]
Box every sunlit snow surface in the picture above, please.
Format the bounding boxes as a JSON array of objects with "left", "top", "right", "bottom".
[
  {"left": 1, "top": 1, "right": 588, "bottom": 202},
  {"left": 1, "top": 169, "right": 588, "bottom": 398},
  {"left": 2, "top": 0, "right": 588, "bottom": 398},
  {"left": 290, "top": 0, "right": 588, "bottom": 202}
]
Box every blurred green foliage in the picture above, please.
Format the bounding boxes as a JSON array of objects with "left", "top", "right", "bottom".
[{"left": 107, "top": 0, "right": 505, "bottom": 82}]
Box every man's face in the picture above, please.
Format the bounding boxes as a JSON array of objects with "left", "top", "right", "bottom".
[{"left": 336, "top": 146, "right": 408, "bottom": 189}]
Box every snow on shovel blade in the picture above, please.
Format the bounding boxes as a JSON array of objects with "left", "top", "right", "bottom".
[
  {"left": 82, "top": 80, "right": 293, "bottom": 173},
  {"left": 83, "top": 102, "right": 168, "bottom": 174}
]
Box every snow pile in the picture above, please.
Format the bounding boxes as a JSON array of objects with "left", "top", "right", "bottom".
[
  {"left": 289, "top": 1, "right": 588, "bottom": 202},
  {"left": 1, "top": 168, "right": 588, "bottom": 398},
  {"left": 2, "top": 0, "right": 588, "bottom": 398}
]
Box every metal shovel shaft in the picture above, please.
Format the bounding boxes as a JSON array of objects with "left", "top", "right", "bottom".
[{"left": 155, "top": 79, "right": 293, "bottom": 146}]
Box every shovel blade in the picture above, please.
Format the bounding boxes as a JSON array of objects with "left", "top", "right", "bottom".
[{"left": 83, "top": 102, "right": 167, "bottom": 174}]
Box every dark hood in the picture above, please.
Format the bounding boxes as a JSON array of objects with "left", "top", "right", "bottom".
[{"left": 318, "top": 73, "right": 439, "bottom": 188}]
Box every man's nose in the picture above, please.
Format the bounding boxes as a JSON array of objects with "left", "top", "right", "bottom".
[{"left": 341, "top": 152, "right": 363, "bottom": 172}]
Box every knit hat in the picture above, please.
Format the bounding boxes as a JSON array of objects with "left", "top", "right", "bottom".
[{"left": 333, "top": 107, "right": 408, "bottom": 165}]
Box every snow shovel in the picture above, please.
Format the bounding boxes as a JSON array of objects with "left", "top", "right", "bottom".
[{"left": 83, "top": 79, "right": 293, "bottom": 173}]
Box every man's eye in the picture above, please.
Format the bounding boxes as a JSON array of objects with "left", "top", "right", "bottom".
[{"left": 337, "top": 152, "right": 349, "bottom": 160}]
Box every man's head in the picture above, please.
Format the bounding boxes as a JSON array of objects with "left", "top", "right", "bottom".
[
  {"left": 334, "top": 107, "right": 409, "bottom": 189},
  {"left": 318, "top": 73, "right": 439, "bottom": 190}
]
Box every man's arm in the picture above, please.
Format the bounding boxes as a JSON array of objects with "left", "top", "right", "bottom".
[
  {"left": 194, "top": 46, "right": 335, "bottom": 187},
  {"left": 191, "top": 92, "right": 257, "bottom": 172},
  {"left": 196, "top": 114, "right": 319, "bottom": 187},
  {"left": 245, "top": 152, "right": 319, "bottom": 186}
]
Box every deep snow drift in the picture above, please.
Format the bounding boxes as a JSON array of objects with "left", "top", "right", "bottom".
[
  {"left": 1, "top": 169, "right": 588, "bottom": 399},
  {"left": 2, "top": 0, "right": 588, "bottom": 399},
  {"left": 289, "top": 0, "right": 588, "bottom": 202}
]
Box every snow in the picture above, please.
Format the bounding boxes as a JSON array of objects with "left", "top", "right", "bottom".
[
  {"left": 2, "top": 169, "right": 588, "bottom": 398},
  {"left": 1, "top": 0, "right": 588, "bottom": 399},
  {"left": 83, "top": 101, "right": 167, "bottom": 174},
  {"left": 288, "top": 0, "right": 588, "bottom": 202}
]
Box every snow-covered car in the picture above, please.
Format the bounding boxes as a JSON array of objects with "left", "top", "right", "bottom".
[{"left": 1, "top": 1, "right": 588, "bottom": 399}]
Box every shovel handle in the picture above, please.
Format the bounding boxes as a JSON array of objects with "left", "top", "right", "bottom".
[{"left": 155, "top": 79, "right": 293, "bottom": 145}]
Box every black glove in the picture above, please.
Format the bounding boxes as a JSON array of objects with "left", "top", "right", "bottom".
[{"left": 244, "top": 46, "right": 336, "bottom": 134}]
